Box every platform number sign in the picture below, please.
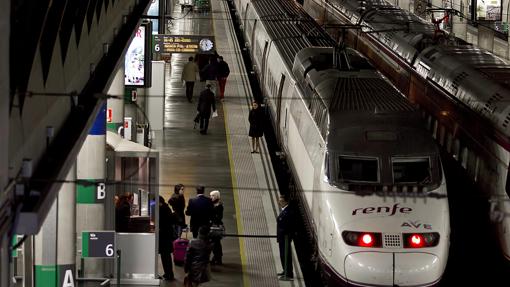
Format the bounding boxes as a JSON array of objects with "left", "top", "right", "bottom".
[{"left": 82, "top": 231, "right": 115, "bottom": 258}]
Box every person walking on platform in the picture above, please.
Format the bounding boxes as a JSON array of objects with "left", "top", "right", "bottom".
[
  {"left": 276, "top": 194, "right": 295, "bottom": 280},
  {"left": 216, "top": 56, "right": 230, "bottom": 101},
  {"left": 181, "top": 56, "right": 199, "bottom": 103},
  {"left": 200, "top": 57, "right": 219, "bottom": 96},
  {"left": 196, "top": 84, "right": 216, "bottom": 135},
  {"left": 159, "top": 196, "right": 178, "bottom": 281},
  {"left": 209, "top": 190, "right": 224, "bottom": 265},
  {"left": 185, "top": 185, "right": 214, "bottom": 238},
  {"left": 168, "top": 184, "right": 187, "bottom": 237},
  {"left": 248, "top": 101, "right": 265, "bottom": 153},
  {"left": 184, "top": 226, "right": 213, "bottom": 286}
]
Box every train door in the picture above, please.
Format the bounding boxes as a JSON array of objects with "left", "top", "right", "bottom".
[
  {"left": 250, "top": 20, "right": 258, "bottom": 64},
  {"left": 276, "top": 74, "right": 286, "bottom": 145},
  {"left": 243, "top": 3, "right": 250, "bottom": 31},
  {"left": 261, "top": 40, "right": 270, "bottom": 98}
]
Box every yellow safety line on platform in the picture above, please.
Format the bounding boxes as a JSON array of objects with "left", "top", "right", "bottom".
[
  {"left": 223, "top": 103, "right": 250, "bottom": 287},
  {"left": 213, "top": 1, "right": 249, "bottom": 284}
]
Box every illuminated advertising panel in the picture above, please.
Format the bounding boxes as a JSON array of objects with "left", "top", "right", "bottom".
[
  {"left": 476, "top": 0, "right": 501, "bottom": 21},
  {"left": 125, "top": 25, "right": 146, "bottom": 86},
  {"left": 153, "top": 35, "right": 216, "bottom": 54},
  {"left": 125, "top": 22, "right": 152, "bottom": 87}
]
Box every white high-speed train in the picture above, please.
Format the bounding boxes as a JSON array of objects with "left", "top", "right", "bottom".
[
  {"left": 232, "top": 0, "right": 450, "bottom": 285},
  {"left": 303, "top": 0, "right": 510, "bottom": 261}
]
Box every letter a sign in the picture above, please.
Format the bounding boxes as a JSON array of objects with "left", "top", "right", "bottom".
[{"left": 62, "top": 269, "right": 74, "bottom": 287}]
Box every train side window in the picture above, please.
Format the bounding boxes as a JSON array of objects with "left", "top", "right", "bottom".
[
  {"left": 453, "top": 139, "right": 460, "bottom": 160},
  {"left": 439, "top": 125, "right": 445, "bottom": 146},
  {"left": 474, "top": 156, "right": 480, "bottom": 182},
  {"left": 466, "top": 150, "right": 478, "bottom": 180},
  {"left": 432, "top": 120, "right": 438, "bottom": 139},
  {"left": 285, "top": 108, "right": 288, "bottom": 129},
  {"left": 446, "top": 132, "right": 453, "bottom": 153},
  {"left": 427, "top": 115, "right": 432, "bottom": 131},
  {"left": 461, "top": 147, "right": 468, "bottom": 169}
]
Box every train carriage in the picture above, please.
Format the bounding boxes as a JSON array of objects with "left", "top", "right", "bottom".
[
  {"left": 233, "top": 0, "right": 451, "bottom": 285},
  {"left": 304, "top": 0, "right": 510, "bottom": 260}
]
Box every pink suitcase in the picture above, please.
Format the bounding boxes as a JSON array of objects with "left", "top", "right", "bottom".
[{"left": 173, "top": 229, "right": 189, "bottom": 265}]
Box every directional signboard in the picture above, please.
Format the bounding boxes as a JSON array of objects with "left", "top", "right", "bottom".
[
  {"left": 153, "top": 35, "right": 215, "bottom": 54},
  {"left": 82, "top": 231, "right": 116, "bottom": 258}
]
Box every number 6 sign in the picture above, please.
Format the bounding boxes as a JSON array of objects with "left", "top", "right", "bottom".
[{"left": 82, "top": 231, "right": 116, "bottom": 258}]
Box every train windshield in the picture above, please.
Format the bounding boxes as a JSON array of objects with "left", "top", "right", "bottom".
[
  {"left": 338, "top": 156, "right": 379, "bottom": 183},
  {"left": 392, "top": 157, "right": 431, "bottom": 184}
]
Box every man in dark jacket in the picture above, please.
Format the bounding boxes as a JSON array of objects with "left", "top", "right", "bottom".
[
  {"left": 276, "top": 194, "right": 295, "bottom": 280},
  {"left": 196, "top": 84, "right": 216, "bottom": 135},
  {"left": 168, "top": 184, "right": 186, "bottom": 236},
  {"left": 216, "top": 56, "right": 230, "bottom": 101},
  {"left": 159, "top": 196, "right": 178, "bottom": 280},
  {"left": 200, "top": 58, "right": 218, "bottom": 96},
  {"left": 185, "top": 185, "right": 214, "bottom": 238}
]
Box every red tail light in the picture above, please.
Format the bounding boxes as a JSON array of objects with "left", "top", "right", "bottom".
[
  {"left": 342, "top": 231, "right": 382, "bottom": 248},
  {"left": 403, "top": 233, "right": 440, "bottom": 248}
]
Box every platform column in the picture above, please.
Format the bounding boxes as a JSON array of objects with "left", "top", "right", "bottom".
[
  {"left": 107, "top": 66, "right": 125, "bottom": 133},
  {"left": 34, "top": 165, "right": 76, "bottom": 287},
  {"left": 452, "top": 0, "right": 468, "bottom": 41},
  {"left": 76, "top": 104, "right": 107, "bottom": 277},
  {"left": 478, "top": 24, "right": 495, "bottom": 52}
]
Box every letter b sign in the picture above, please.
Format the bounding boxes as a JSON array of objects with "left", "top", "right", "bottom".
[{"left": 96, "top": 183, "right": 106, "bottom": 201}]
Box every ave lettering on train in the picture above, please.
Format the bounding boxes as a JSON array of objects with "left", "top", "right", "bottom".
[
  {"left": 352, "top": 203, "right": 412, "bottom": 216},
  {"left": 401, "top": 220, "right": 432, "bottom": 229}
]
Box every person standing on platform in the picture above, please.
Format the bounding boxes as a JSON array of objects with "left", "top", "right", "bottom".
[
  {"left": 184, "top": 226, "right": 212, "bottom": 286},
  {"left": 159, "top": 196, "right": 178, "bottom": 281},
  {"left": 115, "top": 194, "right": 131, "bottom": 232},
  {"left": 209, "top": 190, "right": 224, "bottom": 265},
  {"left": 185, "top": 185, "right": 214, "bottom": 238},
  {"left": 276, "top": 194, "right": 295, "bottom": 280},
  {"left": 248, "top": 101, "right": 265, "bottom": 153},
  {"left": 196, "top": 84, "right": 216, "bottom": 135},
  {"left": 216, "top": 56, "right": 230, "bottom": 102},
  {"left": 182, "top": 56, "right": 199, "bottom": 103},
  {"left": 200, "top": 57, "right": 219, "bottom": 96},
  {"left": 168, "top": 183, "right": 187, "bottom": 237}
]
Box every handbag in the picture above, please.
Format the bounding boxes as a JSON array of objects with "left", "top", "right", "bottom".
[
  {"left": 209, "top": 225, "right": 225, "bottom": 239},
  {"left": 193, "top": 113, "right": 200, "bottom": 129},
  {"left": 183, "top": 274, "right": 192, "bottom": 287}
]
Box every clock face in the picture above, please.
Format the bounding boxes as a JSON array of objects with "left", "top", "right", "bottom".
[{"left": 199, "top": 38, "right": 214, "bottom": 52}]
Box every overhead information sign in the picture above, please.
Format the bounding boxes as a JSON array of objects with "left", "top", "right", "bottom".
[{"left": 153, "top": 35, "right": 215, "bottom": 54}]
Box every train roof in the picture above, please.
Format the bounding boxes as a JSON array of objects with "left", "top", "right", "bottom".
[
  {"left": 420, "top": 45, "right": 510, "bottom": 89},
  {"left": 251, "top": 0, "right": 336, "bottom": 66}
]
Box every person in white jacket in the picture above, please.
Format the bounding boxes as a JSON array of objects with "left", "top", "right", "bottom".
[{"left": 181, "top": 56, "right": 199, "bottom": 102}]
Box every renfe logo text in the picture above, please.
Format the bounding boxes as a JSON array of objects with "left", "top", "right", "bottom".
[{"left": 352, "top": 203, "right": 412, "bottom": 216}]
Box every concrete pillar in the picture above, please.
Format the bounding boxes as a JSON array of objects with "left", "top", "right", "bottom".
[
  {"left": 0, "top": 0, "right": 10, "bottom": 285},
  {"left": 452, "top": 0, "right": 468, "bottom": 40},
  {"left": 145, "top": 61, "right": 165, "bottom": 131},
  {"left": 34, "top": 165, "right": 76, "bottom": 287},
  {"left": 107, "top": 66, "right": 125, "bottom": 133},
  {"left": 478, "top": 24, "right": 495, "bottom": 52},
  {"left": 76, "top": 104, "right": 106, "bottom": 277}
]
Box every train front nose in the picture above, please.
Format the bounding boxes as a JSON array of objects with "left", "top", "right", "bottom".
[{"left": 344, "top": 252, "right": 442, "bottom": 286}]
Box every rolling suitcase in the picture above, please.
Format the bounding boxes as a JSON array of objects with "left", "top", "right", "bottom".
[{"left": 173, "top": 228, "right": 189, "bottom": 266}]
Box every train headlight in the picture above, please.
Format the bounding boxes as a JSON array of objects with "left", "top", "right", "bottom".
[
  {"left": 342, "top": 231, "right": 382, "bottom": 248},
  {"left": 403, "top": 232, "right": 440, "bottom": 248}
]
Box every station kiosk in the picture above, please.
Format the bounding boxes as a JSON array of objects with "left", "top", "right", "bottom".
[{"left": 106, "top": 131, "right": 160, "bottom": 285}]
